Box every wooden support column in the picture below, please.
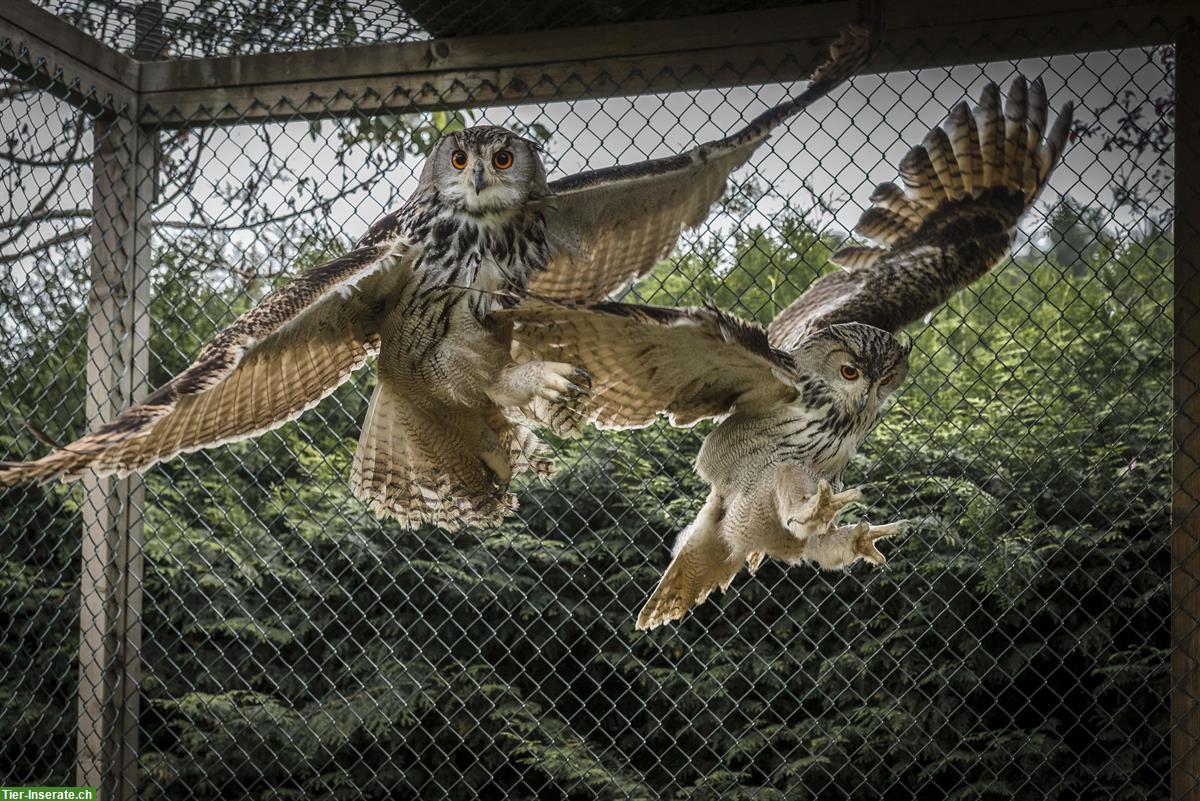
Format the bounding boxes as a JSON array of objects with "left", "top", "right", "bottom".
[
  {"left": 76, "top": 7, "right": 158, "bottom": 799},
  {"left": 1175, "top": 23, "right": 1200, "bottom": 801},
  {"left": 75, "top": 110, "right": 153, "bottom": 801}
]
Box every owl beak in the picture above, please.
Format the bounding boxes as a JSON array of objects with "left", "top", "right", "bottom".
[
  {"left": 857, "top": 392, "right": 869, "bottom": 413},
  {"left": 473, "top": 164, "right": 487, "bottom": 194}
]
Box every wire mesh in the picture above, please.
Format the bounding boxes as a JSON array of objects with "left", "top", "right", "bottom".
[
  {"left": 27, "top": 0, "right": 805, "bottom": 58},
  {"left": 0, "top": 11, "right": 1183, "bottom": 801}
]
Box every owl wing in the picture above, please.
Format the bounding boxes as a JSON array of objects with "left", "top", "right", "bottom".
[
  {"left": 0, "top": 216, "right": 414, "bottom": 484},
  {"left": 492, "top": 299, "right": 797, "bottom": 431},
  {"left": 768, "top": 76, "right": 1074, "bottom": 349},
  {"left": 528, "top": 24, "right": 875, "bottom": 301}
]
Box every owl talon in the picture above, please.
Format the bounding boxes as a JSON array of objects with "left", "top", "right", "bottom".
[
  {"left": 848, "top": 519, "right": 908, "bottom": 566},
  {"left": 787, "top": 480, "right": 864, "bottom": 538},
  {"left": 801, "top": 518, "right": 907, "bottom": 570},
  {"left": 490, "top": 360, "right": 589, "bottom": 408}
]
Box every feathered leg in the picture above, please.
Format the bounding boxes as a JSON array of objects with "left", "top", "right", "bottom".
[{"left": 636, "top": 492, "right": 741, "bottom": 631}]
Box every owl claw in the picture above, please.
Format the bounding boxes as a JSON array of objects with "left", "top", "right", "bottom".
[
  {"left": 802, "top": 518, "right": 908, "bottom": 570},
  {"left": 746, "top": 551, "right": 766, "bottom": 575},
  {"left": 847, "top": 519, "right": 908, "bottom": 566},
  {"left": 787, "top": 480, "right": 864, "bottom": 538},
  {"left": 491, "top": 361, "right": 590, "bottom": 408}
]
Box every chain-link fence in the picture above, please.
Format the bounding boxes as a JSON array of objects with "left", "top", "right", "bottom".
[{"left": 0, "top": 3, "right": 1189, "bottom": 799}]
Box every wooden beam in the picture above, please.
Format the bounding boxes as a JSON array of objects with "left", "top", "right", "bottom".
[
  {"left": 1174, "top": 25, "right": 1200, "bottom": 801},
  {"left": 136, "top": 0, "right": 1193, "bottom": 128},
  {"left": 75, "top": 113, "right": 155, "bottom": 801},
  {"left": 0, "top": 0, "right": 138, "bottom": 117}
]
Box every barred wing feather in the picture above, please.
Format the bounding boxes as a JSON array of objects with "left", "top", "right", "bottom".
[{"left": 769, "top": 77, "right": 1073, "bottom": 349}]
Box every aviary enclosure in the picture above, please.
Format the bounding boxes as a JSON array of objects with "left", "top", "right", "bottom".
[{"left": 0, "top": 0, "right": 1195, "bottom": 798}]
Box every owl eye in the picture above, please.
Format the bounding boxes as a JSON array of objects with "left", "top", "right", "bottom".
[
  {"left": 451, "top": 150, "right": 469, "bottom": 170},
  {"left": 492, "top": 150, "right": 514, "bottom": 170},
  {"left": 840, "top": 365, "right": 860, "bottom": 381}
]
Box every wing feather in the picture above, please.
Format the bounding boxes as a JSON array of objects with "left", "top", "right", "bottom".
[
  {"left": 2, "top": 234, "right": 410, "bottom": 484},
  {"left": 529, "top": 24, "right": 875, "bottom": 301},
  {"left": 947, "top": 101, "right": 981, "bottom": 195},
  {"left": 494, "top": 300, "right": 797, "bottom": 431},
  {"left": 770, "top": 77, "right": 1073, "bottom": 349}
]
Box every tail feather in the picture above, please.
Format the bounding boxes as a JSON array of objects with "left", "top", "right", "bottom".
[{"left": 351, "top": 378, "right": 517, "bottom": 531}]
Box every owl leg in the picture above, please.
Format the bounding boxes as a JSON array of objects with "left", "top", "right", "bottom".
[
  {"left": 803, "top": 519, "right": 909, "bottom": 570},
  {"left": 779, "top": 477, "right": 863, "bottom": 540},
  {"left": 487, "top": 361, "right": 590, "bottom": 410}
]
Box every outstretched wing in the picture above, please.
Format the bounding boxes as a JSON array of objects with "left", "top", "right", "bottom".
[
  {"left": 769, "top": 76, "right": 1074, "bottom": 350},
  {"left": 492, "top": 299, "right": 796, "bottom": 431},
  {"left": 529, "top": 24, "right": 875, "bottom": 301},
  {"left": 1, "top": 222, "right": 413, "bottom": 484}
]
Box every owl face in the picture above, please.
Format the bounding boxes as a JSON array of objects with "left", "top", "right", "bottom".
[
  {"left": 422, "top": 126, "right": 548, "bottom": 214},
  {"left": 793, "top": 323, "right": 911, "bottom": 423}
]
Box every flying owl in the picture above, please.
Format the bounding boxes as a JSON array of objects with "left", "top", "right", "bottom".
[
  {"left": 494, "top": 77, "right": 1074, "bottom": 628},
  {"left": 0, "top": 27, "right": 873, "bottom": 529}
]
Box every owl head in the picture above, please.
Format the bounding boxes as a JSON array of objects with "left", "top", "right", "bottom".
[
  {"left": 792, "top": 322, "right": 911, "bottom": 423},
  {"left": 420, "top": 126, "right": 548, "bottom": 214}
]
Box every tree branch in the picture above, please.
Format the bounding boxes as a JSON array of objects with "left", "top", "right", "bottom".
[
  {"left": 0, "top": 227, "right": 91, "bottom": 263},
  {"left": 0, "top": 151, "right": 89, "bottom": 168},
  {"left": 0, "top": 208, "right": 92, "bottom": 231},
  {"left": 0, "top": 115, "right": 86, "bottom": 250}
]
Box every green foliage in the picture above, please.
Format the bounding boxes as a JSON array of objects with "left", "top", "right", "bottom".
[{"left": 0, "top": 208, "right": 1170, "bottom": 799}]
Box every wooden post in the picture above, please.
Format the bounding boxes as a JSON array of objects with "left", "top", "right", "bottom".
[
  {"left": 75, "top": 110, "right": 153, "bottom": 801},
  {"left": 76, "top": 6, "right": 157, "bottom": 798},
  {"left": 1175, "top": 24, "right": 1200, "bottom": 801}
]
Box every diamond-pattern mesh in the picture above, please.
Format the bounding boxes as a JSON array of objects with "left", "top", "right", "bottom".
[
  {"left": 0, "top": 14, "right": 1184, "bottom": 801},
  {"left": 29, "top": 0, "right": 806, "bottom": 58}
]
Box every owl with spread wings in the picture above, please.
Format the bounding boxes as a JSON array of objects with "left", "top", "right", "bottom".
[
  {"left": 0, "top": 28, "right": 873, "bottom": 529},
  {"left": 495, "top": 77, "right": 1074, "bottom": 628}
]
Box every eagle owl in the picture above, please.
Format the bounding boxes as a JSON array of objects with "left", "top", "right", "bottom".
[
  {"left": 0, "top": 28, "right": 873, "bottom": 530},
  {"left": 496, "top": 77, "right": 1075, "bottom": 628}
]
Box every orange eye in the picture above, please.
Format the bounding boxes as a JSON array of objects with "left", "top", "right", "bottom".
[
  {"left": 840, "top": 365, "right": 860, "bottom": 381},
  {"left": 451, "top": 150, "right": 468, "bottom": 170},
  {"left": 492, "top": 150, "right": 513, "bottom": 170}
]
